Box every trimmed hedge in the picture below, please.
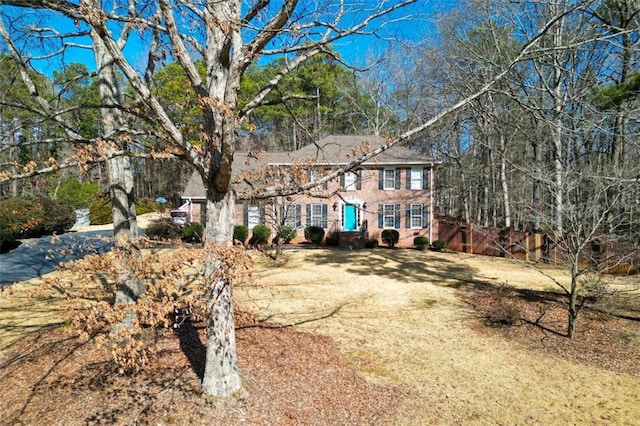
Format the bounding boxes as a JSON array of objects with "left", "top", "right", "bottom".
[
  {"left": 233, "top": 225, "right": 249, "bottom": 245},
  {"left": 432, "top": 239, "right": 447, "bottom": 251},
  {"left": 0, "top": 196, "right": 75, "bottom": 248},
  {"left": 304, "top": 226, "right": 325, "bottom": 244},
  {"left": 414, "top": 236, "right": 429, "bottom": 251},
  {"left": 251, "top": 224, "right": 271, "bottom": 245},
  {"left": 381, "top": 229, "right": 400, "bottom": 248},
  {"left": 277, "top": 225, "right": 297, "bottom": 244},
  {"left": 181, "top": 222, "right": 203, "bottom": 243}
]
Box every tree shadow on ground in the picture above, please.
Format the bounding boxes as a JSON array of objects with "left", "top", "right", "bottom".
[
  {"left": 293, "top": 248, "right": 482, "bottom": 289},
  {"left": 174, "top": 317, "right": 205, "bottom": 380}
]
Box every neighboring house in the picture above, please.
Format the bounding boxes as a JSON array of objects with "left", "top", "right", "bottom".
[{"left": 181, "top": 135, "right": 439, "bottom": 248}]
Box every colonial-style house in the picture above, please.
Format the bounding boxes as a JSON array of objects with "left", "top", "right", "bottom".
[{"left": 181, "top": 135, "right": 439, "bottom": 248}]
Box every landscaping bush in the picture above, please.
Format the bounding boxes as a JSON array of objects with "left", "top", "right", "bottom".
[
  {"left": 364, "top": 238, "right": 379, "bottom": 249},
  {"left": 90, "top": 194, "right": 167, "bottom": 225},
  {"left": 432, "top": 239, "right": 447, "bottom": 251},
  {"left": 304, "top": 226, "right": 325, "bottom": 244},
  {"left": 277, "top": 225, "right": 297, "bottom": 244},
  {"left": 381, "top": 229, "right": 400, "bottom": 248},
  {"left": 325, "top": 232, "right": 339, "bottom": 246},
  {"left": 251, "top": 224, "right": 271, "bottom": 245},
  {"left": 486, "top": 301, "right": 521, "bottom": 327},
  {"left": 0, "top": 196, "right": 75, "bottom": 249},
  {"left": 145, "top": 218, "right": 182, "bottom": 241},
  {"left": 181, "top": 222, "right": 204, "bottom": 243},
  {"left": 136, "top": 198, "right": 163, "bottom": 215},
  {"left": 414, "top": 236, "right": 429, "bottom": 251},
  {"left": 42, "top": 198, "right": 76, "bottom": 234},
  {"left": 233, "top": 225, "right": 249, "bottom": 245}
]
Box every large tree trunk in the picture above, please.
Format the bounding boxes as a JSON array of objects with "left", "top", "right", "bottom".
[
  {"left": 93, "top": 30, "right": 142, "bottom": 305},
  {"left": 201, "top": 189, "right": 242, "bottom": 396}
]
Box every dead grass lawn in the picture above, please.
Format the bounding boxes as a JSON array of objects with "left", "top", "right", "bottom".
[{"left": 1, "top": 246, "right": 639, "bottom": 425}]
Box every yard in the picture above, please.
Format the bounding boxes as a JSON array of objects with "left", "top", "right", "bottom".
[{"left": 1, "top": 247, "right": 639, "bottom": 424}]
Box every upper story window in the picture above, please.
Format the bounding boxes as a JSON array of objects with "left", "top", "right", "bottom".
[
  {"left": 309, "top": 169, "right": 327, "bottom": 191},
  {"left": 383, "top": 169, "right": 396, "bottom": 190},
  {"left": 343, "top": 171, "right": 360, "bottom": 191},
  {"left": 411, "top": 168, "right": 422, "bottom": 190},
  {"left": 407, "top": 167, "right": 428, "bottom": 190}
]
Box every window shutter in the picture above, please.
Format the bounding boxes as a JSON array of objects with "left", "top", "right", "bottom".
[
  {"left": 259, "top": 206, "right": 265, "bottom": 224},
  {"left": 356, "top": 170, "right": 361, "bottom": 190},
  {"left": 306, "top": 204, "right": 311, "bottom": 227},
  {"left": 423, "top": 168, "right": 429, "bottom": 190},
  {"left": 422, "top": 204, "right": 429, "bottom": 228},
  {"left": 406, "top": 204, "right": 411, "bottom": 228},
  {"left": 340, "top": 174, "right": 345, "bottom": 188},
  {"left": 321, "top": 204, "right": 328, "bottom": 228},
  {"left": 243, "top": 204, "right": 248, "bottom": 226},
  {"left": 406, "top": 169, "right": 411, "bottom": 190},
  {"left": 394, "top": 203, "right": 401, "bottom": 228},
  {"left": 395, "top": 168, "right": 401, "bottom": 189},
  {"left": 296, "top": 204, "right": 302, "bottom": 227},
  {"left": 378, "top": 169, "right": 384, "bottom": 190},
  {"left": 378, "top": 204, "right": 383, "bottom": 228}
]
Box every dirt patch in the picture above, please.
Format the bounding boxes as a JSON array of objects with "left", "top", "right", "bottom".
[{"left": 1, "top": 247, "right": 639, "bottom": 424}]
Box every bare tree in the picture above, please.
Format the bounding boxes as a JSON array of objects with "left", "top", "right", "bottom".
[{"left": 0, "top": 0, "right": 584, "bottom": 394}]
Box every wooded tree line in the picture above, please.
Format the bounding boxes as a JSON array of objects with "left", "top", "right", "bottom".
[
  {"left": 0, "top": 0, "right": 637, "bottom": 390},
  {"left": 3, "top": 1, "right": 638, "bottom": 241}
]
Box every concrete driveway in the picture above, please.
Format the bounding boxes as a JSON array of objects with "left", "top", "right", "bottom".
[{"left": 0, "top": 230, "right": 115, "bottom": 287}]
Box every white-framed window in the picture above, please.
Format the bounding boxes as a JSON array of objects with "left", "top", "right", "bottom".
[
  {"left": 247, "top": 205, "right": 260, "bottom": 229},
  {"left": 409, "top": 204, "right": 424, "bottom": 228},
  {"left": 283, "top": 204, "right": 301, "bottom": 227},
  {"left": 383, "top": 204, "right": 396, "bottom": 228},
  {"left": 344, "top": 171, "right": 358, "bottom": 191},
  {"left": 383, "top": 169, "right": 396, "bottom": 190},
  {"left": 307, "top": 203, "right": 326, "bottom": 227},
  {"left": 410, "top": 168, "right": 423, "bottom": 190}
]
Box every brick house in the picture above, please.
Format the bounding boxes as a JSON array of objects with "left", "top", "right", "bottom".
[{"left": 181, "top": 135, "right": 439, "bottom": 248}]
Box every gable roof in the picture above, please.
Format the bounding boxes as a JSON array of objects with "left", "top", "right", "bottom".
[
  {"left": 182, "top": 135, "right": 438, "bottom": 200},
  {"left": 270, "top": 135, "right": 436, "bottom": 166}
]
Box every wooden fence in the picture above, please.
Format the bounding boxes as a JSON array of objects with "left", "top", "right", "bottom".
[{"left": 437, "top": 219, "right": 639, "bottom": 274}]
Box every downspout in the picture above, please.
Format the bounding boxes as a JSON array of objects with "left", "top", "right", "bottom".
[{"left": 429, "top": 164, "right": 434, "bottom": 243}]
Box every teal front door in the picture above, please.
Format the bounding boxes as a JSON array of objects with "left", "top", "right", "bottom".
[{"left": 344, "top": 204, "right": 357, "bottom": 230}]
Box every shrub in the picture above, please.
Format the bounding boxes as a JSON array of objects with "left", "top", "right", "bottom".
[
  {"left": 251, "top": 224, "right": 271, "bottom": 245},
  {"left": 52, "top": 177, "right": 101, "bottom": 209},
  {"left": 304, "top": 226, "right": 325, "bottom": 244},
  {"left": 42, "top": 198, "right": 76, "bottom": 234},
  {"left": 145, "top": 218, "right": 182, "bottom": 241},
  {"left": 90, "top": 194, "right": 165, "bottom": 226},
  {"left": 278, "top": 225, "right": 297, "bottom": 244},
  {"left": 233, "top": 225, "right": 249, "bottom": 245},
  {"left": 181, "top": 222, "right": 204, "bottom": 243},
  {"left": 136, "top": 198, "right": 163, "bottom": 215},
  {"left": 325, "top": 232, "right": 339, "bottom": 246},
  {"left": 432, "top": 239, "right": 447, "bottom": 251},
  {"left": 486, "top": 301, "right": 521, "bottom": 327},
  {"left": 0, "top": 197, "right": 75, "bottom": 249},
  {"left": 381, "top": 229, "right": 400, "bottom": 248},
  {"left": 364, "top": 238, "right": 379, "bottom": 249},
  {"left": 414, "top": 236, "right": 429, "bottom": 251}
]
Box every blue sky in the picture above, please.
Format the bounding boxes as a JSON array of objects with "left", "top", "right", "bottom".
[{"left": 5, "top": 1, "right": 459, "bottom": 76}]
